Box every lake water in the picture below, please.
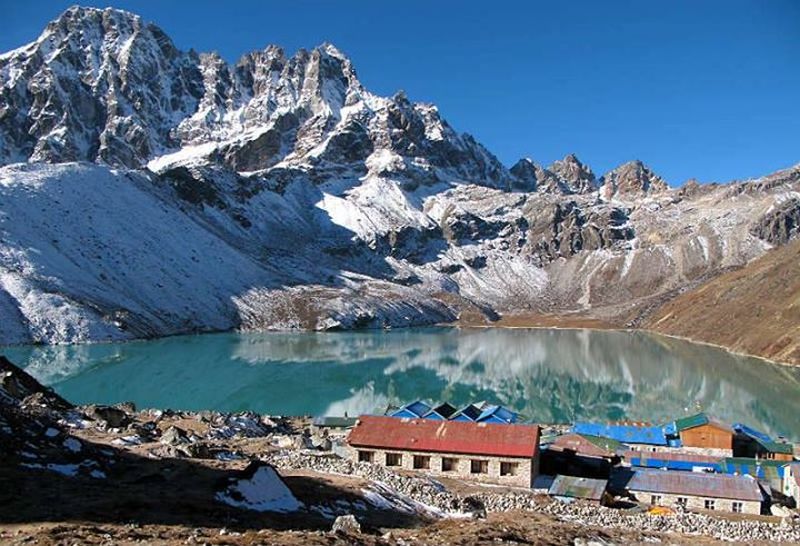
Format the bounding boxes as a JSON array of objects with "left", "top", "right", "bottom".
[{"left": 4, "top": 328, "right": 800, "bottom": 440}]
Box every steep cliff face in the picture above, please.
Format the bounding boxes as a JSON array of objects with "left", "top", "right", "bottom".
[
  {"left": 0, "top": 6, "right": 203, "bottom": 166},
  {"left": 0, "top": 7, "right": 797, "bottom": 347}
]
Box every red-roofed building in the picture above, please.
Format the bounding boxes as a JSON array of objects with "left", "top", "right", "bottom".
[{"left": 348, "top": 415, "right": 541, "bottom": 487}]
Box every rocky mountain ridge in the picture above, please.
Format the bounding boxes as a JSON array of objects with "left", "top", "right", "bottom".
[{"left": 0, "top": 6, "right": 799, "bottom": 350}]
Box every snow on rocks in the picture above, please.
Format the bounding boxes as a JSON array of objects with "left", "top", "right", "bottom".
[
  {"left": 207, "top": 412, "right": 275, "bottom": 439},
  {"left": 215, "top": 462, "right": 302, "bottom": 513}
]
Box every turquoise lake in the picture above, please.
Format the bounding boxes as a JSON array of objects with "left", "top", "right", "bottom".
[{"left": 3, "top": 328, "right": 800, "bottom": 440}]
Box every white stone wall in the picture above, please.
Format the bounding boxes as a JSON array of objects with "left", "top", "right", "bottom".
[
  {"left": 630, "top": 490, "right": 761, "bottom": 515},
  {"left": 351, "top": 446, "right": 537, "bottom": 488},
  {"left": 784, "top": 466, "right": 800, "bottom": 506},
  {"left": 673, "top": 446, "right": 733, "bottom": 458},
  {"left": 627, "top": 445, "right": 732, "bottom": 458}
]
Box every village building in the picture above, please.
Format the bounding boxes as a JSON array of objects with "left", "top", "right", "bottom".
[
  {"left": 347, "top": 415, "right": 540, "bottom": 488},
  {"left": 474, "top": 404, "right": 518, "bottom": 424},
  {"left": 544, "top": 433, "right": 623, "bottom": 478},
  {"left": 422, "top": 402, "right": 457, "bottom": 420},
  {"left": 311, "top": 416, "right": 358, "bottom": 430},
  {"left": 450, "top": 404, "right": 483, "bottom": 422},
  {"left": 387, "top": 400, "right": 518, "bottom": 424},
  {"left": 572, "top": 422, "right": 670, "bottom": 452},
  {"left": 783, "top": 463, "right": 800, "bottom": 508},
  {"left": 550, "top": 433, "right": 624, "bottom": 460},
  {"left": 548, "top": 474, "right": 610, "bottom": 504},
  {"left": 733, "top": 423, "right": 794, "bottom": 461},
  {"left": 671, "top": 414, "right": 734, "bottom": 457},
  {"left": 625, "top": 470, "right": 764, "bottom": 515},
  {"left": 623, "top": 450, "right": 721, "bottom": 473},
  {"left": 720, "top": 457, "right": 790, "bottom": 494},
  {"left": 389, "top": 401, "right": 431, "bottom": 419}
]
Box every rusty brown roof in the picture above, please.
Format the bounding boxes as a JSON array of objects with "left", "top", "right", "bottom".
[
  {"left": 626, "top": 470, "right": 763, "bottom": 502},
  {"left": 348, "top": 415, "right": 540, "bottom": 458},
  {"left": 550, "top": 433, "right": 622, "bottom": 458}
]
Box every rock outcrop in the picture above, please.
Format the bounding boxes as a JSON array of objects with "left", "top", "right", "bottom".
[
  {"left": 548, "top": 154, "right": 598, "bottom": 194},
  {"left": 600, "top": 160, "right": 669, "bottom": 201}
]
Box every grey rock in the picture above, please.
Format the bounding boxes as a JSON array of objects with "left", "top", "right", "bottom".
[
  {"left": 84, "top": 405, "right": 130, "bottom": 428},
  {"left": 331, "top": 514, "right": 361, "bottom": 534},
  {"left": 600, "top": 160, "right": 669, "bottom": 200},
  {"left": 750, "top": 198, "right": 800, "bottom": 244}
]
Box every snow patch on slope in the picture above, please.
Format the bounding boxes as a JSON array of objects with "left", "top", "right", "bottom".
[{"left": 216, "top": 463, "right": 302, "bottom": 513}]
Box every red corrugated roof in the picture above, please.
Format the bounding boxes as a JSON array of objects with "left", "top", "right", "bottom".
[{"left": 348, "top": 415, "right": 540, "bottom": 458}]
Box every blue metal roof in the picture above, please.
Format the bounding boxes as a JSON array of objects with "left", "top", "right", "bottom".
[
  {"left": 451, "top": 404, "right": 482, "bottom": 422},
  {"left": 476, "top": 405, "right": 518, "bottom": 424},
  {"left": 733, "top": 423, "right": 773, "bottom": 443},
  {"left": 424, "top": 402, "right": 457, "bottom": 420},
  {"left": 628, "top": 455, "right": 721, "bottom": 473},
  {"left": 389, "top": 400, "right": 431, "bottom": 419},
  {"left": 390, "top": 408, "right": 421, "bottom": 419},
  {"left": 573, "top": 422, "right": 668, "bottom": 446}
]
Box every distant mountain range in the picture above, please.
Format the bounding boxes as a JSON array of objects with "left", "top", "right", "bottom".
[{"left": 1, "top": 6, "right": 798, "bottom": 355}]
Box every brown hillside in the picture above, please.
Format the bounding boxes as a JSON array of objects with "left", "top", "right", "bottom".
[{"left": 645, "top": 239, "right": 800, "bottom": 366}]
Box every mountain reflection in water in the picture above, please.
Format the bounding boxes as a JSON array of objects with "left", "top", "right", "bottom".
[{"left": 6, "top": 328, "right": 800, "bottom": 440}]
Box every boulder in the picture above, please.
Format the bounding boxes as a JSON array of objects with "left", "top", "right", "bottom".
[
  {"left": 84, "top": 405, "right": 130, "bottom": 428},
  {"left": 331, "top": 514, "right": 361, "bottom": 534},
  {"left": 160, "top": 425, "right": 190, "bottom": 446}
]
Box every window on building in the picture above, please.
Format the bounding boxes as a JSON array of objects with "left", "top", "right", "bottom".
[
  {"left": 500, "top": 461, "right": 519, "bottom": 476},
  {"left": 470, "top": 459, "right": 489, "bottom": 474},
  {"left": 441, "top": 457, "right": 458, "bottom": 472},
  {"left": 358, "top": 450, "right": 374, "bottom": 463},
  {"left": 650, "top": 447, "right": 658, "bottom": 452},
  {"left": 385, "top": 452, "right": 402, "bottom": 467},
  {"left": 704, "top": 499, "right": 716, "bottom": 511},
  {"left": 413, "top": 455, "right": 431, "bottom": 470},
  {"left": 650, "top": 495, "right": 662, "bottom": 505},
  {"left": 676, "top": 497, "right": 688, "bottom": 508},
  {"left": 732, "top": 501, "right": 743, "bottom": 513}
]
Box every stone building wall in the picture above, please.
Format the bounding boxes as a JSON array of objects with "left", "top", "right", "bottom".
[
  {"left": 673, "top": 446, "right": 733, "bottom": 458},
  {"left": 627, "top": 444, "right": 732, "bottom": 458},
  {"left": 350, "top": 446, "right": 537, "bottom": 488},
  {"left": 630, "top": 490, "right": 761, "bottom": 515},
  {"left": 785, "top": 465, "right": 800, "bottom": 506}
]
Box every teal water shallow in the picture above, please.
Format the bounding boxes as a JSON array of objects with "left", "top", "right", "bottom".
[{"left": 4, "top": 328, "right": 800, "bottom": 440}]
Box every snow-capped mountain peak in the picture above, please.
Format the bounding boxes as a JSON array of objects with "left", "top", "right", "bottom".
[
  {"left": 0, "top": 6, "right": 510, "bottom": 191},
  {"left": 1, "top": 6, "right": 798, "bottom": 346}
]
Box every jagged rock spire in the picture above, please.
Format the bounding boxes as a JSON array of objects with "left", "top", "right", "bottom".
[
  {"left": 548, "top": 154, "right": 598, "bottom": 194},
  {"left": 600, "top": 160, "right": 668, "bottom": 200}
]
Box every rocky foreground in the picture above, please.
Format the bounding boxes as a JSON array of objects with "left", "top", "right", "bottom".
[{"left": 2, "top": 356, "right": 799, "bottom": 545}]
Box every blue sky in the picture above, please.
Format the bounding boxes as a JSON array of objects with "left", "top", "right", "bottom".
[{"left": 2, "top": 1, "right": 799, "bottom": 184}]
